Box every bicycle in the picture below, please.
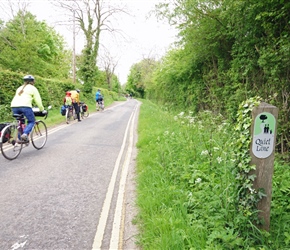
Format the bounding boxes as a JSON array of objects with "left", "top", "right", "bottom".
[
  {"left": 0, "top": 106, "right": 51, "bottom": 160},
  {"left": 97, "top": 99, "right": 104, "bottom": 111},
  {"left": 79, "top": 102, "right": 89, "bottom": 119},
  {"left": 65, "top": 105, "right": 75, "bottom": 124}
]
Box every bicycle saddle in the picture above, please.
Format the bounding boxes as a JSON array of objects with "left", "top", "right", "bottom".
[{"left": 13, "top": 113, "right": 25, "bottom": 119}]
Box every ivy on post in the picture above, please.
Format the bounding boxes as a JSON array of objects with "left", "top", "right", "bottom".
[{"left": 250, "top": 102, "right": 278, "bottom": 231}]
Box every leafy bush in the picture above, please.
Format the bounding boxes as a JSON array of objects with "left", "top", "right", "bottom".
[
  {"left": 0, "top": 70, "right": 78, "bottom": 122},
  {"left": 136, "top": 99, "right": 288, "bottom": 249}
]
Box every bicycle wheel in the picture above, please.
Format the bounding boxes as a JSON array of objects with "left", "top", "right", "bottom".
[
  {"left": 31, "top": 120, "right": 47, "bottom": 149},
  {"left": 98, "top": 102, "right": 104, "bottom": 111},
  {"left": 0, "top": 124, "right": 23, "bottom": 160},
  {"left": 66, "top": 108, "right": 74, "bottom": 124},
  {"left": 65, "top": 108, "right": 70, "bottom": 124},
  {"left": 83, "top": 110, "right": 89, "bottom": 117}
]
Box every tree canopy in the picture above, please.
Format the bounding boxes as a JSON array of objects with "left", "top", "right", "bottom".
[
  {"left": 127, "top": 0, "right": 290, "bottom": 154},
  {"left": 0, "top": 11, "right": 71, "bottom": 78}
]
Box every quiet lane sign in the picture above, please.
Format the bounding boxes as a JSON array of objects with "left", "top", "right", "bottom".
[{"left": 252, "top": 112, "right": 276, "bottom": 159}]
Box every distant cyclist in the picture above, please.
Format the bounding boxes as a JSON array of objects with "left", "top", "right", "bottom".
[
  {"left": 10, "top": 75, "right": 46, "bottom": 142},
  {"left": 95, "top": 89, "right": 104, "bottom": 110},
  {"left": 70, "top": 89, "right": 81, "bottom": 122},
  {"left": 64, "top": 91, "right": 72, "bottom": 106}
]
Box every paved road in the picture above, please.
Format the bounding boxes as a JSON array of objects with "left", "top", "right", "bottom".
[{"left": 0, "top": 99, "right": 139, "bottom": 250}]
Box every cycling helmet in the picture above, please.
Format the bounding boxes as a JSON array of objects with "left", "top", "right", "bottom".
[
  {"left": 76, "top": 89, "right": 80, "bottom": 93},
  {"left": 66, "top": 91, "right": 71, "bottom": 96},
  {"left": 23, "top": 75, "right": 35, "bottom": 81}
]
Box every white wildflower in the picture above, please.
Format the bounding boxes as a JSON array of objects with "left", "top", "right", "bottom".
[
  {"left": 195, "top": 178, "right": 202, "bottom": 184},
  {"left": 201, "top": 150, "right": 209, "bottom": 155},
  {"left": 217, "top": 157, "right": 222, "bottom": 163},
  {"left": 174, "top": 116, "right": 178, "bottom": 121},
  {"left": 213, "top": 147, "right": 219, "bottom": 151},
  {"left": 178, "top": 112, "right": 185, "bottom": 117}
]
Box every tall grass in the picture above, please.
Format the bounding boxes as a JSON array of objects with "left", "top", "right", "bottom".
[{"left": 135, "top": 99, "right": 290, "bottom": 249}]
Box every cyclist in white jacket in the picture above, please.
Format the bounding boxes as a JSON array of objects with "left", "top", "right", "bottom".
[{"left": 11, "top": 75, "right": 45, "bottom": 142}]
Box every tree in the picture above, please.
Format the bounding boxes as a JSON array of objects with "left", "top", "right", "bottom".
[
  {"left": 126, "top": 58, "right": 158, "bottom": 98},
  {"left": 53, "top": 0, "right": 127, "bottom": 93},
  {"left": 0, "top": 10, "right": 71, "bottom": 78},
  {"left": 98, "top": 50, "right": 119, "bottom": 90},
  {"left": 153, "top": 0, "right": 290, "bottom": 153}
]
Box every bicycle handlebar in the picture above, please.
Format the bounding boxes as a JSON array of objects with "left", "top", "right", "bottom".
[{"left": 32, "top": 106, "right": 51, "bottom": 120}]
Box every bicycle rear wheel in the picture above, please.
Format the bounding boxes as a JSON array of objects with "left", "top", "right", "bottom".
[
  {"left": 98, "top": 102, "right": 104, "bottom": 111},
  {"left": 31, "top": 120, "right": 47, "bottom": 149},
  {"left": 83, "top": 110, "right": 89, "bottom": 117},
  {"left": 66, "top": 107, "right": 74, "bottom": 124},
  {"left": 0, "top": 124, "right": 23, "bottom": 160}
]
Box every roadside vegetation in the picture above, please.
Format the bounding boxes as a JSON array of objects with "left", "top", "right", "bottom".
[
  {"left": 135, "top": 99, "right": 290, "bottom": 249},
  {"left": 0, "top": 1, "right": 289, "bottom": 248},
  {"left": 0, "top": 71, "right": 125, "bottom": 124}
]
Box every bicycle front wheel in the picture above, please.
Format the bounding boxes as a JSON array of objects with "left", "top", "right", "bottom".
[
  {"left": 31, "top": 120, "right": 47, "bottom": 149},
  {"left": 0, "top": 124, "right": 23, "bottom": 160},
  {"left": 83, "top": 111, "right": 89, "bottom": 117}
]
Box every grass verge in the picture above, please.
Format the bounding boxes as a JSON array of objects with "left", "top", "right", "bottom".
[{"left": 135, "top": 99, "right": 290, "bottom": 249}]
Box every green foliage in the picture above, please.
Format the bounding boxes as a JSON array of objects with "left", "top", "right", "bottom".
[
  {"left": 126, "top": 58, "right": 159, "bottom": 98},
  {"left": 0, "top": 11, "right": 71, "bottom": 78},
  {"left": 128, "top": 0, "right": 290, "bottom": 157},
  {"left": 232, "top": 97, "right": 266, "bottom": 228},
  {"left": 136, "top": 99, "right": 287, "bottom": 249},
  {"left": 0, "top": 70, "right": 77, "bottom": 122}
]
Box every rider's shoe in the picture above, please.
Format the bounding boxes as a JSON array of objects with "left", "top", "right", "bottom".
[
  {"left": 20, "top": 133, "right": 29, "bottom": 143},
  {"left": 21, "top": 133, "right": 28, "bottom": 140}
]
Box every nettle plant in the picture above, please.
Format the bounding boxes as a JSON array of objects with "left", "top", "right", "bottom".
[{"left": 233, "top": 96, "right": 266, "bottom": 224}]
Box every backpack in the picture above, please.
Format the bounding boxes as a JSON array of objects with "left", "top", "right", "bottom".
[
  {"left": 65, "top": 96, "right": 72, "bottom": 106},
  {"left": 60, "top": 105, "right": 66, "bottom": 116}
]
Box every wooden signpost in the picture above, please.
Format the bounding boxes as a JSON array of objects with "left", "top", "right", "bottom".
[{"left": 250, "top": 102, "right": 278, "bottom": 231}]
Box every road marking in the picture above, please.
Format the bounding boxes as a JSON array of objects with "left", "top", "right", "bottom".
[
  {"left": 110, "top": 104, "right": 137, "bottom": 249},
  {"left": 91, "top": 103, "right": 138, "bottom": 250}
]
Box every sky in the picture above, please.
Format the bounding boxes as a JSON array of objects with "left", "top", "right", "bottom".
[{"left": 2, "top": 0, "right": 177, "bottom": 84}]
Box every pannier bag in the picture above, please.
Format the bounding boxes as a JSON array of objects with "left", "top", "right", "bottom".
[
  {"left": 0, "top": 123, "right": 11, "bottom": 143},
  {"left": 82, "top": 104, "right": 87, "bottom": 112},
  {"left": 60, "top": 105, "right": 66, "bottom": 116}
]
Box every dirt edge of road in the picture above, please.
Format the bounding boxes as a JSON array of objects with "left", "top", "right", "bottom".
[{"left": 122, "top": 100, "right": 140, "bottom": 250}]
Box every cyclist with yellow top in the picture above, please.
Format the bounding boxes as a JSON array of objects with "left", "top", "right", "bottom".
[
  {"left": 10, "top": 75, "right": 46, "bottom": 142},
  {"left": 70, "top": 89, "right": 81, "bottom": 122}
]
